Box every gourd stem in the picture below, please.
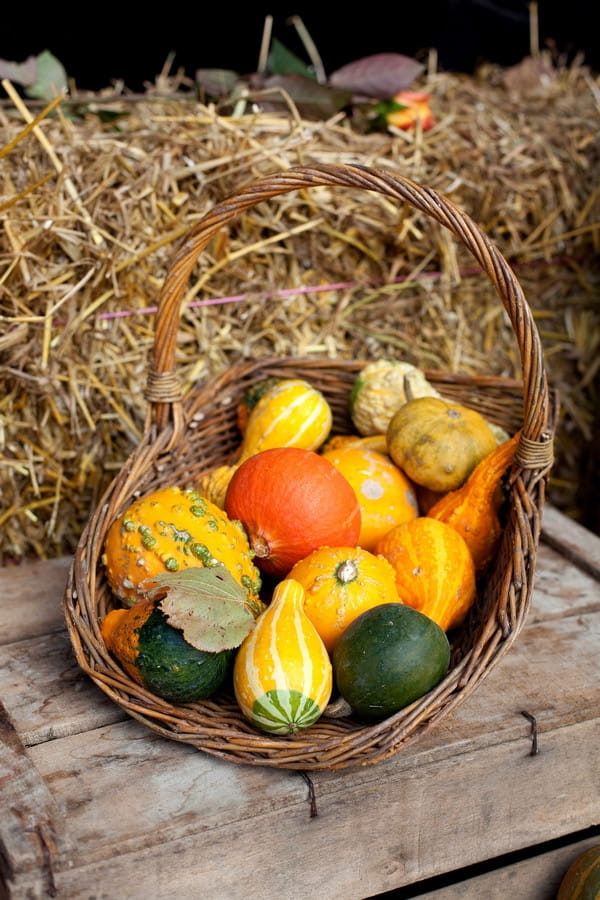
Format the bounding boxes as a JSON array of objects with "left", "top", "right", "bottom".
[
  {"left": 335, "top": 559, "right": 358, "bottom": 584},
  {"left": 251, "top": 534, "right": 271, "bottom": 558}
]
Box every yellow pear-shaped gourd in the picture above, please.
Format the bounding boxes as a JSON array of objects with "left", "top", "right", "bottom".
[{"left": 233, "top": 578, "right": 332, "bottom": 735}]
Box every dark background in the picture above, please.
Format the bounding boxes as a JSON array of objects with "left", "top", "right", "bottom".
[{"left": 2, "top": 1, "right": 598, "bottom": 92}]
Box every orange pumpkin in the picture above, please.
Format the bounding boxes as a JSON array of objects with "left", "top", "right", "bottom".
[
  {"left": 224, "top": 447, "right": 362, "bottom": 577},
  {"left": 428, "top": 431, "right": 520, "bottom": 572},
  {"left": 321, "top": 444, "right": 418, "bottom": 551},
  {"left": 288, "top": 545, "right": 401, "bottom": 653},
  {"left": 374, "top": 517, "right": 476, "bottom": 632}
]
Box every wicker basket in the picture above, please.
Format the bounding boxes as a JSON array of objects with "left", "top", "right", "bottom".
[{"left": 64, "top": 163, "right": 556, "bottom": 771}]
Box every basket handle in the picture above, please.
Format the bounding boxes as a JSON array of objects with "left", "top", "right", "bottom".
[{"left": 146, "top": 162, "right": 553, "bottom": 468}]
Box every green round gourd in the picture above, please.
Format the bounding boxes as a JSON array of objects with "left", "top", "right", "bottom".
[
  {"left": 102, "top": 599, "right": 234, "bottom": 704},
  {"left": 557, "top": 844, "right": 600, "bottom": 900},
  {"left": 332, "top": 602, "right": 450, "bottom": 722},
  {"left": 135, "top": 606, "right": 234, "bottom": 703}
]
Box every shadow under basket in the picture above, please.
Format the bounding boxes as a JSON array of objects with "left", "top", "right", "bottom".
[{"left": 64, "top": 163, "right": 556, "bottom": 771}]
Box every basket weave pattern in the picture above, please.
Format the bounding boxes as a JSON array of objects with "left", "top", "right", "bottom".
[{"left": 64, "top": 164, "right": 555, "bottom": 770}]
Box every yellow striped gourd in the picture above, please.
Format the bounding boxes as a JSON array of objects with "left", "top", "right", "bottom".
[
  {"left": 197, "top": 378, "right": 333, "bottom": 510},
  {"left": 237, "top": 378, "right": 332, "bottom": 463},
  {"left": 233, "top": 578, "right": 332, "bottom": 735}
]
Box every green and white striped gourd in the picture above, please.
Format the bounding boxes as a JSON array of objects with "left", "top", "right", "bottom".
[{"left": 233, "top": 578, "right": 332, "bottom": 735}]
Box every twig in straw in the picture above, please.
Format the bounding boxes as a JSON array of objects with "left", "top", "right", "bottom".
[
  {"left": 288, "top": 15, "right": 327, "bottom": 83},
  {"left": 1, "top": 79, "right": 104, "bottom": 246},
  {"left": 257, "top": 15, "right": 274, "bottom": 75}
]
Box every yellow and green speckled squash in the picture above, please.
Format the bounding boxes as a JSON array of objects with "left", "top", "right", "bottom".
[
  {"left": 233, "top": 578, "right": 332, "bottom": 735},
  {"left": 103, "top": 485, "right": 262, "bottom": 610}
]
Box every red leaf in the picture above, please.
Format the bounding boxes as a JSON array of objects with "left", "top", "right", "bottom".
[{"left": 329, "top": 53, "right": 424, "bottom": 99}]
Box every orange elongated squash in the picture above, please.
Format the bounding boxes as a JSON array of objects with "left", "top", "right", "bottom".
[
  {"left": 427, "top": 431, "right": 520, "bottom": 572},
  {"left": 375, "top": 517, "right": 476, "bottom": 632},
  {"left": 233, "top": 578, "right": 332, "bottom": 735}
]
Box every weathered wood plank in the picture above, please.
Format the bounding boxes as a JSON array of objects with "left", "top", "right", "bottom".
[
  {"left": 542, "top": 505, "right": 600, "bottom": 580},
  {"left": 0, "top": 629, "right": 126, "bottom": 746},
  {"left": 528, "top": 541, "right": 600, "bottom": 620},
  {"left": 414, "top": 834, "right": 600, "bottom": 900},
  {"left": 9, "top": 714, "right": 599, "bottom": 900},
  {"left": 0, "top": 557, "right": 71, "bottom": 644},
  {"left": 0, "top": 703, "right": 68, "bottom": 898}
]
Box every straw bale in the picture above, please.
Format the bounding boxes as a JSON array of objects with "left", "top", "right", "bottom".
[{"left": 1, "top": 60, "right": 599, "bottom": 562}]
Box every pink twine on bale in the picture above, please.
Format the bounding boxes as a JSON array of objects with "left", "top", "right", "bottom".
[{"left": 96, "top": 256, "right": 581, "bottom": 322}]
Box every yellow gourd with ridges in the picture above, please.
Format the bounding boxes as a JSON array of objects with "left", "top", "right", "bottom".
[
  {"left": 103, "top": 486, "right": 262, "bottom": 611},
  {"left": 233, "top": 578, "right": 332, "bottom": 735},
  {"left": 375, "top": 517, "right": 476, "bottom": 632},
  {"left": 288, "top": 546, "right": 402, "bottom": 653}
]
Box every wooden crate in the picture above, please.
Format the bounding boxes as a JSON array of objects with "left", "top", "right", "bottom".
[{"left": 1, "top": 506, "right": 599, "bottom": 899}]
